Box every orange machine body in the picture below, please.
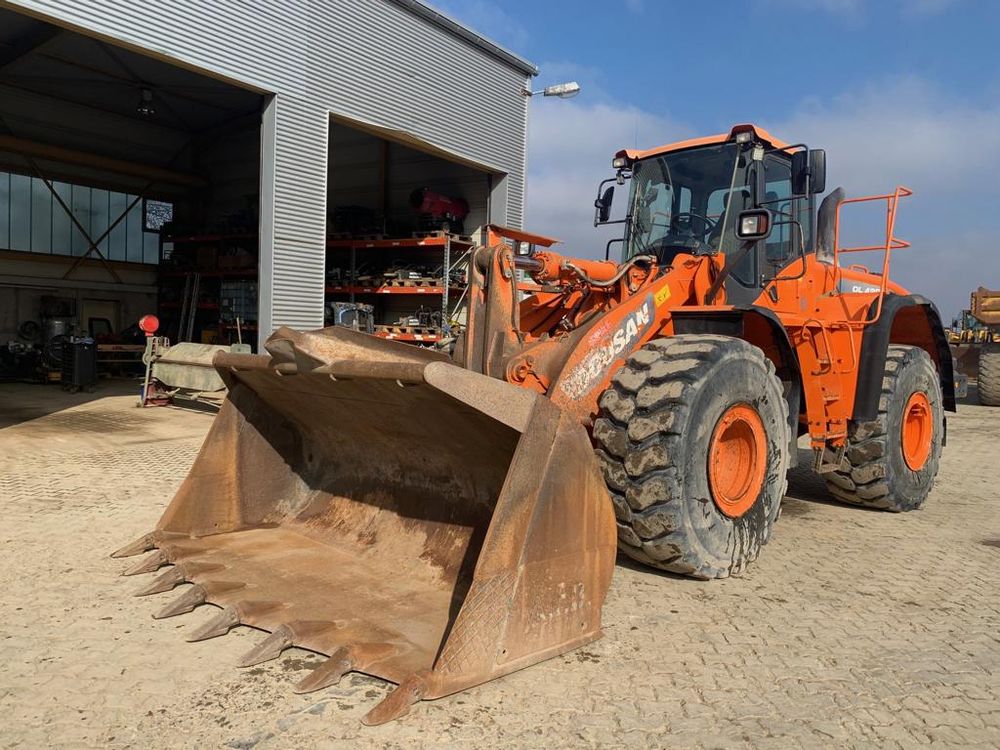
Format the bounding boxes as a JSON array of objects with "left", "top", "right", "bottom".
[{"left": 460, "top": 180, "right": 952, "bottom": 466}]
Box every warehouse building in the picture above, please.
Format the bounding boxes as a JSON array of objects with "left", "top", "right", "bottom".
[{"left": 0, "top": 0, "right": 536, "bottom": 380}]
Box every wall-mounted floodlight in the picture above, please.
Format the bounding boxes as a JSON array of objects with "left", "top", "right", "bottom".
[{"left": 523, "top": 81, "right": 581, "bottom": 99}]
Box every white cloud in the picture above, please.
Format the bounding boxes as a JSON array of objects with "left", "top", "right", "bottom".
[
  {"left": 523, "top": 75, "right": 1000, "bottom": 319},
  {"left": 765, "top": 76, "right": 1000, "bottom": 317},
  {"left": 768, "top": 76, "right": 1000, "bottom": 197},
  {"left": 524, "top": 99, "right": 692, "bottom": 259}
]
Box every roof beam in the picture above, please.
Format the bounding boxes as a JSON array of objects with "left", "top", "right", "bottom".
[
  {"left": 0, "top": 24, "right": 62, "bottom": 75},
  {"left": 36, "top": 50, "right": 245, "bottom": 114},
  {"left": 0, "top": 157, "right": 189, "bottom": 198},
  {"left": 0, "top": 134, "right": 206, "bottom": 187}
]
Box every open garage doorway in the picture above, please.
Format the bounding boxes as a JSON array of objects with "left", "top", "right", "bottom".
[
  {"left": 0, "top": 8, "right": 265, "bottom": 388},
  {"left": 324, "top": 118, "right": 497, "bottom": 346}
]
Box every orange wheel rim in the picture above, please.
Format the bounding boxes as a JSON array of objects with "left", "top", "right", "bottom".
[
  {"left": 708, "top": 404, "right": 768, "bottom": 518},
  {"left": 901, "top": 391, "right": 933, "bottom": 471}
]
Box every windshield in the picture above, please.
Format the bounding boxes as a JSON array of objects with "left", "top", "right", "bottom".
[{"left": 624, "top": 142, "right": 750, "bottom": 265}]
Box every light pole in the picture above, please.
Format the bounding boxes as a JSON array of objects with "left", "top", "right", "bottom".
[{"left": 522, "top": 81, "right": 581, "bottom": 99}]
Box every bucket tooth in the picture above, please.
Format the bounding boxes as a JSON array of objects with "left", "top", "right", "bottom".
[
  {"left": 153, "top": 584, "right": 206, "bottom": 619},
  {"left": 236, "top": 625, "right": 293, "bottom": 668},
  {"left": 111, "top": 532, "right": 157, "bottom": 559},
  {"left": 133, "top": 561, "right": 228, "bottom": 595},
  {"left": 187, "top": 605, "right": 240, "bottom": 642},
  {"left": 134, "top": 566, "right": 186, "bottom": 597},
  {"left": 122, "top": 549, "right": 168, "bottom": 576},
  {"left": 293, "top": 647, "right": 355, "bottom": 694},
  {"left": 362, "top": 674, "right": 428, "bottom": 726}
]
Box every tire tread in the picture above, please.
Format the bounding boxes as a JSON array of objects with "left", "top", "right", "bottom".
[
  {"left": 594, "top": 335, "right": 789, "bottom": 579},
  {"left": 979, "top": 344, "right": 1000, "bottom": 406},
  {"left": 825, "top": 345, "right": 940, "bottom": 511}
]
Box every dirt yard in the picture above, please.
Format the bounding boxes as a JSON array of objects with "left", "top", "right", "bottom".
[{"left": 1, "top": 381, "right": 998, "bottom": 748}]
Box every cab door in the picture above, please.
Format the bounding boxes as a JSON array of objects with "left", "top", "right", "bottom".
[{"left": 758, "top": 153, "right": 811, "bottom": 283}]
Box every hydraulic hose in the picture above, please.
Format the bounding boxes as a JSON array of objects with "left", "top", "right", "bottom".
[{"left": 561, "top": 254, "right": 656, "bottom": 287}]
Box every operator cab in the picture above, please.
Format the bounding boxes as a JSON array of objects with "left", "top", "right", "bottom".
[
  {"left": 594, "top": 124, "right": 826, "bottom": 304},
  {"left": 629, "top": 143, "right": 746, "bottom": 263}
]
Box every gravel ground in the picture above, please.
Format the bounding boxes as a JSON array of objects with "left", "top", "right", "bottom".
[{"left": 1, "top": 381, "right": 998, "bottom": 748}]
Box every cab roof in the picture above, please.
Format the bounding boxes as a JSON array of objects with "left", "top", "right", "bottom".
[{"left": 615, "top": 124, "right": 791, "bottom": 162}]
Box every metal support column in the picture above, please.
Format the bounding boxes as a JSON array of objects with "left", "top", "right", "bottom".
[{"left": 442, "top": 234, "right": 451, "bottom": 334}]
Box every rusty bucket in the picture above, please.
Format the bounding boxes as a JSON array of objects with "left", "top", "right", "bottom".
[{"left": 113, "top": 326, "right": 616, "bottom": 724}]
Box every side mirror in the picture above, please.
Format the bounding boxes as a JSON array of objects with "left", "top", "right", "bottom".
[
  {"left": 809, "top": 149, "right": 826, "bottom": 194},
  {"left": 594, "top": 185, "right": 614, "bottom": 224},
  {"left": 735, "top": 208, "right": 773, "bottom": 241},
  {"left": 792, "top": 149, "right": 827, "bottom": 195}
]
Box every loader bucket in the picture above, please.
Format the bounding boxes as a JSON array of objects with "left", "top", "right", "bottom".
[{"left": 114, "top": 326, "right": 616, "bottom": 724}]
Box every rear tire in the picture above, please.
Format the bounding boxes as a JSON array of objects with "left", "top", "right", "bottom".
[
  {"left": 979, "top": 342, "right": 1000, "bottom": 406},
  {"left": 825, "top": 345, "right": 943, "bottom": 511},
  {"left": 593, "top": 335, "right": 790, "bottom": 579}
]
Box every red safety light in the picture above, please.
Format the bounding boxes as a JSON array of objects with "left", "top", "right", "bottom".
[{"left": 139, "top": 314, "right": 160, "bottom": 336}]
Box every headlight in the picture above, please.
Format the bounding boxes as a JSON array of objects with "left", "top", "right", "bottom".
[{"left": 736, "top": 209, "right": 772, "bottom": 240}]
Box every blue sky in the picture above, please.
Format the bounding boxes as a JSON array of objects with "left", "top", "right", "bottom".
[{"left": 434, "top": 0, "right": 1000, "bottom": 320}]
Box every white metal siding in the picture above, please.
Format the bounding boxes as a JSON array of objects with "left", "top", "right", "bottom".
[
  {"left": 4, "top": 0, "right": 532, "bottom": 342},
  {"left": 266, "top": 95, "right": 329, "bottom": 333}
]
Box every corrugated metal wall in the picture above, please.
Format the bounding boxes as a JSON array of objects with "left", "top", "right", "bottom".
[
  {"left": 261, "top": 95, "right": 329, "bottom": 333},
  {"left": 5, "top": 0, "right": 533, "bottom": 344}
]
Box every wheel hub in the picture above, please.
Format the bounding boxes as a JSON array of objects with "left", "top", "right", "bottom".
[
  {"left": 901, "top": 391, "right": 933, "bottom": 471},
  {"left": 708, "top": 404, "right": 767, "bottom": 518}
]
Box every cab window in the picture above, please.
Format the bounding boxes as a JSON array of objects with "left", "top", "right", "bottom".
[
  {"left": 708, "top": 186, "right": 754, "bottom": 285},
  {"left": 637, "top": 182, "right": 674, "bottom": 246},
  {"left": 761, "top": 154, "right": 811, "bottom": 274}
]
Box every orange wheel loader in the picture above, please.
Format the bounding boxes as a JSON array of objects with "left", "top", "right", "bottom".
[{"left": 114, "top": 123, "right": 955, "bottom": 723}]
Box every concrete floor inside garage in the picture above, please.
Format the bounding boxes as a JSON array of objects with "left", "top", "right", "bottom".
[{"left": 1, "top": 382, "right": 998, "bottom": 749}]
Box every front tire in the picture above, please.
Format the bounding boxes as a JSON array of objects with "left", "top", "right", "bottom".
[
  {"left": 593, "top": 335, "right": 790, "bottom": 579},
  {"left": 825, "top": 345, "right": 943, "bottom": 511}
]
